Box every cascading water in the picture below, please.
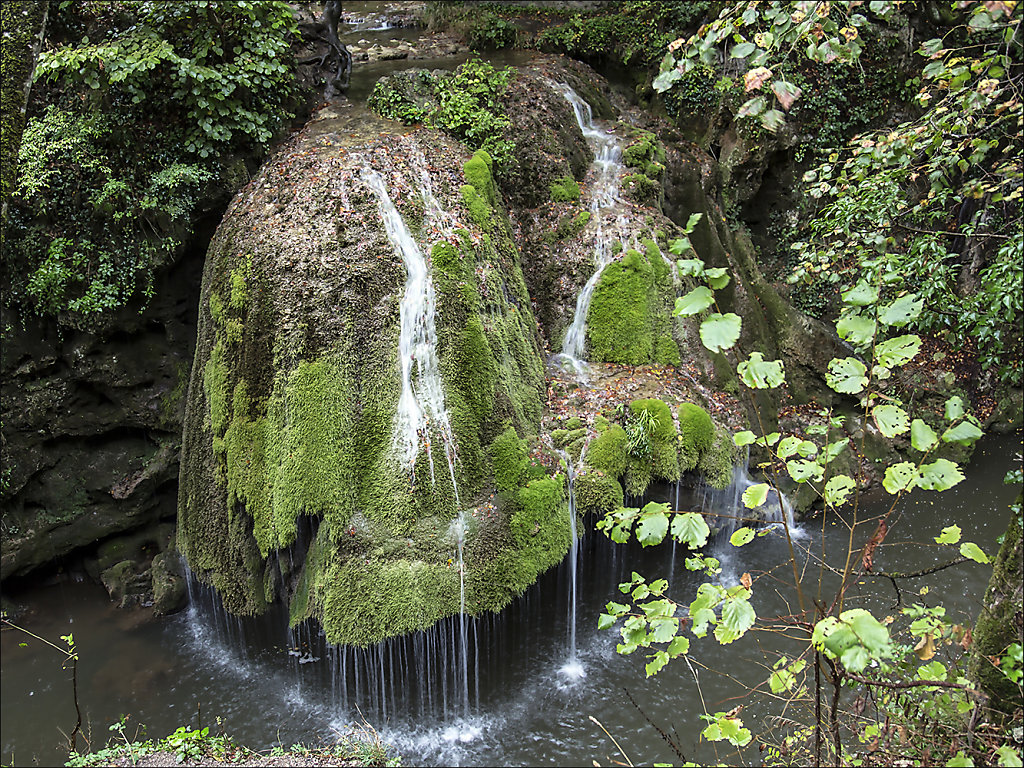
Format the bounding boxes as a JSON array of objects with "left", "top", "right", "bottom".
[
  {"left": 449, "top": 513, "right": 471, "bottom": 716},
  {"left": 557, "top": 449, "right": 585, "bottom": 679},
  {"left": 548, "top": 83, "right": 632, "bottom": 379},
  {"left": 362, "top": 168, "right": 460, "bottom": 504}
]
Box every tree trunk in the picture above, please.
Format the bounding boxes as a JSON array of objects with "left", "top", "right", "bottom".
[
  {"left": 0, "top": 0, "right": 48, "bottom": 231},
  {"left": 969, "top": 497, "right": 1023, "bottom": 722}
]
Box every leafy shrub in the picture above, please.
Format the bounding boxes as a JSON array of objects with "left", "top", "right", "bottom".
[{"left": 368, "top": 59, "right": 516, "bottom": 170}]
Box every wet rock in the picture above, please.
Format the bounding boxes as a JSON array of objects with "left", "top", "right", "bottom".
[{"left": 151, "top": 552, "right": 186, "bottom": 616}]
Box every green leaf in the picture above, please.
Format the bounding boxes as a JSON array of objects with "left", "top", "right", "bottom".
[
  {"left": 671, "top": 512, "right": 710, "bottom": 548},
  {"left": 738, "top": 352, "right": 785, "bottom": 389},
  {"left": 873, "top": 404, "right": 909, "bottom": 437},
  {"left": 642, "top": 599, "right": 676, "bottom": 618},
  {"left": 674, "top": 286, "right": 714, "bottom": 316},
  {"left": 699, "top": 313, "right": 742, "bottom": 352},
  {"left": 945, "top": 753, "right": 975, "bottom": 767},
  {"left": 878, "top": 294, "right": 923, "bottom": 326},
  {"left": 666, "top": 635, "right": 690, "bottom": 657},
  {"left": 598, "top": 613, "right": 617, "bottom": 630},
  {"left": 944, "top": 395, "right": 965, "bottom": 422},
  {"left": 777, "top": 436, "right": 802, "bottom": 458},
  {"left": 995, "top": 745, "right": 1022, "bottom": 767},
  {"left": 742, "top": 483, "right": 770, "bottom": 509},
  {"left": 716, "top": 595, "right": 756, "bottom": 644},
  {"left": 875, "top": 334, "right": 922, "bottom": 368},
  {"left": 760, "top": 109, "right": 785, "bottom": 133},
  {"left": 836, "top": 314, "right": 876, "bottom": 346},
  {"left": 911, "top": 419, "right": 939, "bottom": 451},
  {"left": 824, "top": 475, "right": 856, "bottom": 507},
  {"left": 756, "top": 432, "right": 781, "bottom": 447},
  {"left": 826, "top": 357, "right": 869, "bottom": 394},
  {"left": 918, "top": 458, "right": 965, "bottom": 491},
  {"left": 941, "top": 421, "right": 984, "bottom": 446},
  {"left": 883, "top": 462, "right": 918, "bottom": 494},
  {"left": 653, "top": 68, "right": 682, "bottom": 92},
  {"left": 685, "top": 212, "right": 703, "bottom": 232},
  {"left": 646, "top": 650, "right": 670, "bottom": 677},
  {"left": 787, "top": 460, "right": 823, "bottom": 483},
  {"left": 637, "top": 511, "right": 669, "bottom": 546},
  {"left": 675, "top": 257, "right": 703, "bottom": 276},
  {"left": 704, "top": 267, "right": 730, "bottom": 289},
  {"left": 730, "top": 41, "right": 756, "bottom": 58},
  {"left": 823, "top": 438, "right": 849, "bottom": 463},
  {"left": 733, "top": 430, "right": 757, "bottom": 447},
  {"left": 842, "top": 280, "right": 878, "bottom": 306},
  {"left": 730, "top": 527, "right": 755, "bottom": 546},
  {"left": 935, "top": 525, "right": 962, "bottom": 545},
  {"left": 737, "top": 95, "right": 766, "bottom": 118},
  {"left": 648, "top": 616, "right": 679, "bottom": 643},
  {"left": 959, "top": 542, "right": 989, "bottom": 564}
]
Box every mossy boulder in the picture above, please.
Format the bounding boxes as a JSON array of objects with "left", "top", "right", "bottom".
[
  {"left": 575, "top": 468, "right": 624, "bottom": 515},
  {"left": 585, "top": 243, "right": 680, "bottom": 366},
  {"left": 178, "top": 114, "right": 561, "bottom": 645}
]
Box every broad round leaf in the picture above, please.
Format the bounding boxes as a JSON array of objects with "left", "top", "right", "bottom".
[
  {"left": 941, "top": 420, "right": 984, "bottom": 446},
  {"left": 935, "top": 525, "right": 962, "bottom": 545},
  {"left": 733, "top": 430, "right": 757, "bottom": 447},
  {"left": 826, "top": 357, "right": 869, "bottom": 394},
  {"left": 917, "top": 458, "right": 965, "bottom": 491},
  {"left": 836, "top": 313, "right": 876, "bottom": 346},
  {"left": 730, "top": 527, "right": 756, "bottom": 546},
  {"left": 700, "top": 313, "right": 742, "bottom": 352},
  {"left": 841, "top": 281, "right": 879, "bottom": 306},
  {"left": 738, "top": 352, "right": 785, "bottom": 389},
  {"left": 742, "top": 483, "right": 770, "bottom": 509},
  {"left": 704, "top": 267, "right": 731, "bottom": 289},
  {"left": 883, "top": 461, "right": 918, "bottom": 494},
  {"left": 944, "top": 395, "right": 965, "bottom": 421},
  {"left": 875, "top": 334, "right": 922, "bottom": 368},
  {"left": 675, "top": 285, "right": 714, "bottom": 316},
  {"left": 671, "top": 512, "right": 710, "bottom": 548},
  {"left": 872, "top": 403, "right": 909, "bottom": 437},
  {"left": 959, "top": 542, "right": 990, "bottom": 564},
  {"left": 878, "top": 294, "right": 923, "bottom": 326},
  {"left": 824, "top": 474, "right": 856, "bottom": 506},
  {"left": 787, "top": 459, "right": 823, "bottom": 483},
  {"left": 910, "top": 419, "right": 938, "bottom": 451}
]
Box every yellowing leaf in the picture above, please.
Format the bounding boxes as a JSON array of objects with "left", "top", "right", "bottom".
[{"left": 913, "top": 633, "right": 936, "bottom": 661}]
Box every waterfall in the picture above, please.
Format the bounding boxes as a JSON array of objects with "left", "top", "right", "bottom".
[
  {"left": 449, "top": 513, "right": 471, "bottom": 716},
  {"left": 362, "top": 168, "right": 460, "bottom": 504},
  {"left": 548, "top": 82, "right": 632, "bottom": 379},
  {"left": 557, "top": 448, "right": 585, "bottom": 679}
]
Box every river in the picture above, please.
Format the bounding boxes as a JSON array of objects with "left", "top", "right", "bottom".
[{"left": 2, "top": 433, "right": 1019, "bottom": 766}]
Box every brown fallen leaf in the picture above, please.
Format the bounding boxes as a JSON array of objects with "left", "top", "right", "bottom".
[
  {"left": 914, "top": 633, "right": 936, "bottom": 661},
  {"left": 861, "top": 519, "right": 888, "bottom": 572},
  {"left": 740, "top": 572, "right": 752, "bottom": 590}
]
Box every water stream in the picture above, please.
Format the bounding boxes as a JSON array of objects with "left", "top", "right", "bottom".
[
  {"left": 5, "top": 434, "right": 1017, "bottom": 767},
  {"left": 362, "top": 167, "right": 460, "bottom": 502},
  {"left": 548, "top": 83, "right": 632, "bottom": 379}
]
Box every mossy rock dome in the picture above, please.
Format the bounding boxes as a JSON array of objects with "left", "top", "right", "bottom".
[{"left": 178, "top": 109, "right": 567, "bottom": 646}]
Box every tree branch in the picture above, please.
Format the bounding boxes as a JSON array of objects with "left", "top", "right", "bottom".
[
  {"left": 864, "top": 557, "right": 970, "bottom": 580},
  {"left": 845, "top": 671, "right": 987, "bottom": 699}
]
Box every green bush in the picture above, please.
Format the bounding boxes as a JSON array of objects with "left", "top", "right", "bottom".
[{"left": 550, "top": 175, "right": 581, "bottom": 202}]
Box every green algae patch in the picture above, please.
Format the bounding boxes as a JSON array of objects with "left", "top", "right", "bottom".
[
  {"left": 549, "top": 174, "right": 581, "bottom": 202},
  {"left": 587, "top": 423, "right": 628, "bottom": 479},
  {"left": 575, "top": 468, "right": 624, "bottom": 515}
]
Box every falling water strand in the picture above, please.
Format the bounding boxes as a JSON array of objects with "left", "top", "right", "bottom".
[
  {"left": 548, "top": 82, "right": 631, "bottom": 379},
  {"left": 558, "top": 449, "right": 585, "bottom": 679},
  {"left": 457, "top": 515, "right": 470, "bottom": 717},
  {"left": 362, "top": 168, "right": 460, "bottom": 506}
]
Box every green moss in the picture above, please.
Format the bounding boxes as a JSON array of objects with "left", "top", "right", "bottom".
[
  {"left": 622, "top": 172, "right": 662, "bottom": 207},
  {"left": 209, "top": 291, "right": 225, "bottom": 326},
  {"left": 678, "top": 402, "right": 715, "bottom": 471},
  {"left": 564, "top": 416, "right": 583, "bottom": 430},
  {"left": 554, "top": 209, "right": 591, "bottom": 240},
  {"left": 0, "top": 0, "right": 47, "bottom": 227},
  {"left": 461, "top": 184, "right": 492, "bottom": 230},
  {"left": 586, "top": 423, "right": 628, "bottom": 478},
  {"left": 575, "top": 469, "right": 624, "bottom": 515},
  {"left": 586, "top": 249, "right": 653, "bottom": 364},
  {"left": 699, "top": 424, "right": 736, "bottom": 490},
  {"left": 624, "top": 399, "right": 679, "bottom": 496},
  {"left": 654, "top": 335, "right": 681, "bottom": 365},
  {"left": 489, "top": 426, "right": 528, "bottom": 495},
  {"left": 552, "top": 427, "right": 586, "bottom": 449},
  {"left": 204, "top": 340, "right": 230, "bottom": 437},
  {"left": 229, "top": 255, "right": 251, "bottom": 311},
  {"left": 512, "top": 475, "right": 567, "bottom": 548},
  {"left": 549, "top": 174, "right": 581, "bottom": 202},
  {"left": 463, "top": 150, "right": 497, "bottom": 206}
]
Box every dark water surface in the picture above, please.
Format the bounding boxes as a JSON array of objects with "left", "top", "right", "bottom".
[{"left": 2, "top": 433, "right": 1019, "bottom": 766}]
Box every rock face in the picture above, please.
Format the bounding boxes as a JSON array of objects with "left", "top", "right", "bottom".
[
  {"left": 0, "top": 248, "right": 203, "bottom": 582},
  {"left": 178, "top": 105, "right": 565, "bottom": 646}
]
